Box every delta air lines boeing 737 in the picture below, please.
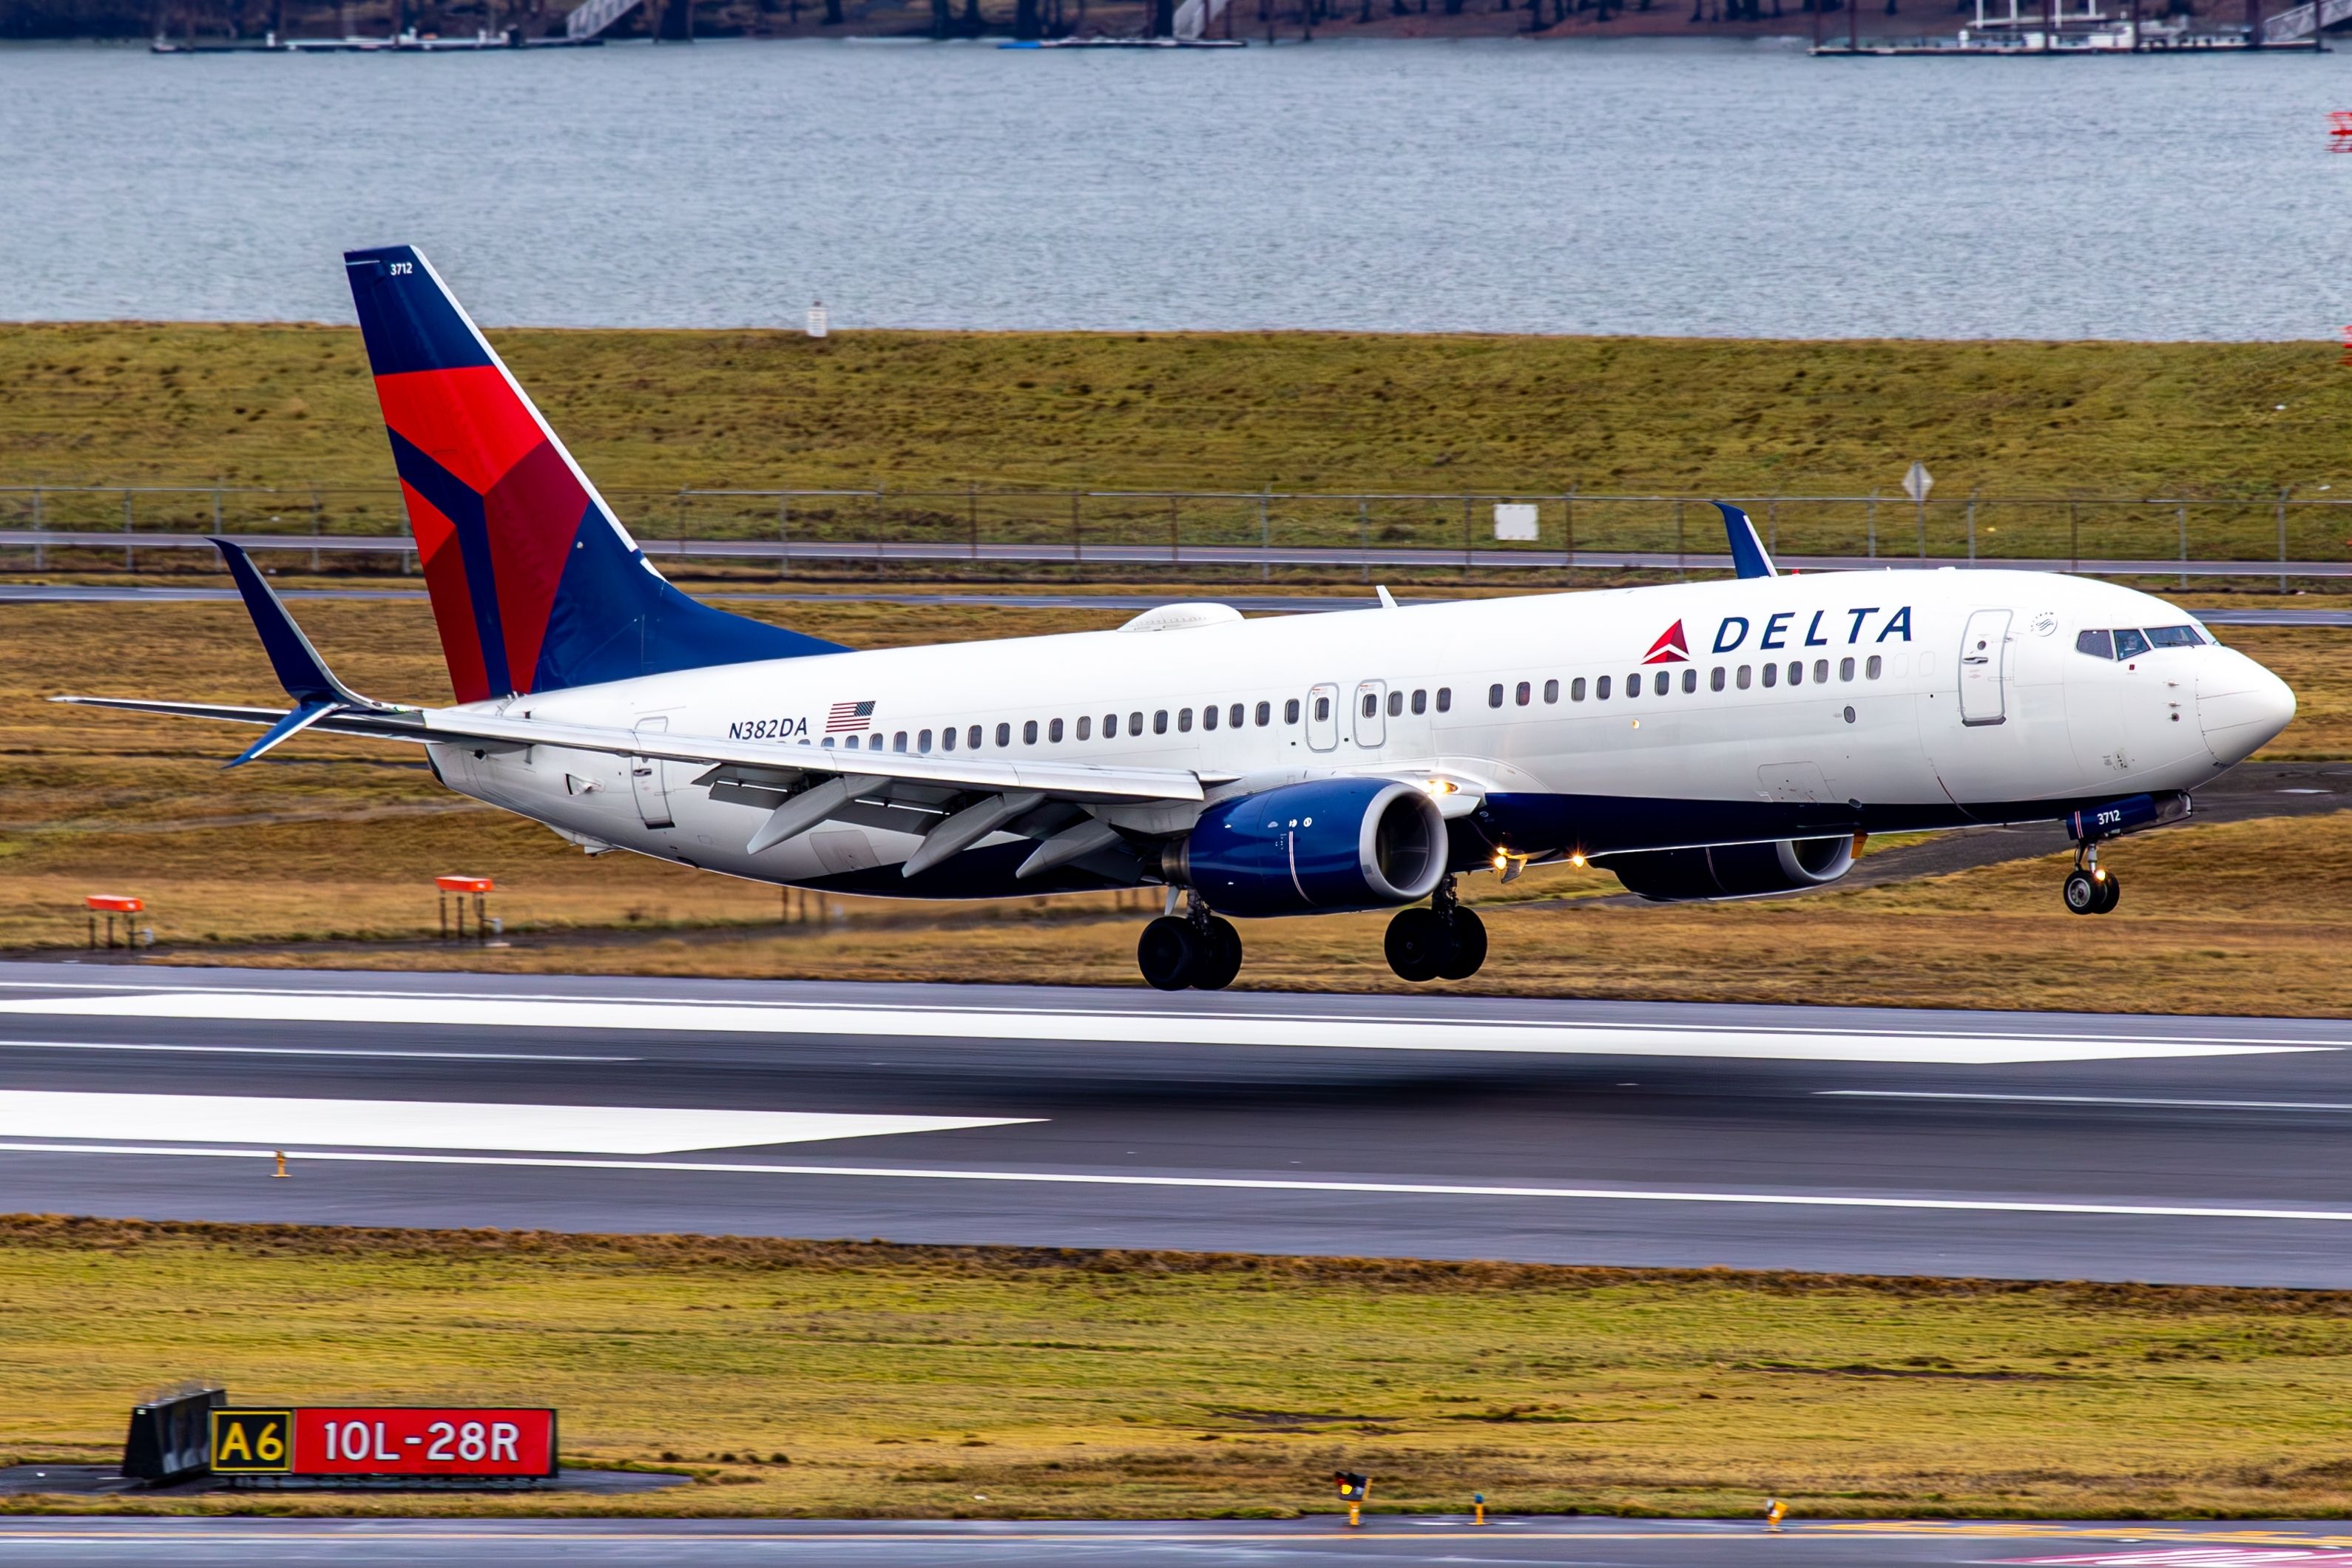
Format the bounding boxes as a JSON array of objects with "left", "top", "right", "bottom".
[{"left": 61, "top": 247, "right": 2299, "bottom": 990}]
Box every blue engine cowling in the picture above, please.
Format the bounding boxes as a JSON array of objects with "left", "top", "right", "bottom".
[{"left": 1166, "top": 779, "right": 1450, "bottom": 917}]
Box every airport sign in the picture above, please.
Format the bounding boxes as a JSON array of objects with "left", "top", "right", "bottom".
[{"left": 209, "top": 1407, "right": 557, "bottom": 1478}]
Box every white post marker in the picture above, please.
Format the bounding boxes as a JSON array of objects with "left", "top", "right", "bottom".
[
  {"left": 1904, "top": 462, "right": 1934, "bottom": 558},
  {"left": 805, "top": 300, "right": 828, "bottom": 339}
]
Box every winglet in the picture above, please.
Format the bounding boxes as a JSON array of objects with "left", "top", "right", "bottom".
[
  {"left": 1715, "top": 503, "right": 1777, "bottom": 580},
  {"left": 210, "top": 539, "right": 398, "bottom": 765}
]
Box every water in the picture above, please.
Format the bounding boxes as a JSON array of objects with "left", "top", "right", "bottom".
[{"left": 3, "top": 37, "right": 2349, "bottom": 338}]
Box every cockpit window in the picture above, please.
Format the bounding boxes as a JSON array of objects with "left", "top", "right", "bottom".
[{"left": 2079, "top": 625, "right": 2204, "bottom": 660}]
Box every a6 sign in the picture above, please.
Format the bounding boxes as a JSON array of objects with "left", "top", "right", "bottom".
[{"left": 209, "top": 1407, "right": 556, "bottom": 1478}]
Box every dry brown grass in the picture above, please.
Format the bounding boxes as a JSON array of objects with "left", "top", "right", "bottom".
[{"left": 11, "top": 1217, "right": 2352, "bottom": 1520}]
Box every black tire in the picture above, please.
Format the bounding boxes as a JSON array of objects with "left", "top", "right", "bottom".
[
  {"left": 1138, "top": 916, "right": 1199, "bottom": 991},
  {"left": 1436, "top": 906, "right": 1488, "bottom": 981},
  {"left": 1385, "top": 906, "right": 1447, "bottom": 982},
  {"left": 2063, "top": 869, "right": 2101, "bottom": 915},
  {"left": 2095, "top": 871, "right": 2122, "bottom": 915},
  {"left": 1192, "top": 916, "right": 1243, "bottom": 991}
]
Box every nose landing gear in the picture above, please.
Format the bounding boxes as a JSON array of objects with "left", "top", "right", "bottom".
[
  {"left": 2062, "top": 845, "right": 2122, "bottom": 916},
  {"left": 1384, "top": 877, "right": 1488, "bottom": 981},
  {"left": 1137, "top": 893, "right": 1243, "bottom": 990}
]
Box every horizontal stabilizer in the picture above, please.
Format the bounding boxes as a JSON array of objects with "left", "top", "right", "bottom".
[{"left": 1715, "top": 503, "right": 1777, "bottom": 580}]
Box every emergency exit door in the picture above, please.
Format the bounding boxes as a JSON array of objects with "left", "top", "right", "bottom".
[
  {"left": 631, "top": 717, "right": 675, "bottom": 828},
  {"left": 1354, "top": 680, "right": 1388, "bottom": 748},
  {"left": 1958, "top": 609, "right": 2011, "bottom": 727},
  {"left": 1305, "top": 683, "right": 1339, "bottom": 751}
]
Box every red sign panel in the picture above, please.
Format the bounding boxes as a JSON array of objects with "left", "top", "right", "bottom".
[{"left": 288, "top": 1408, "right": 556, "bottom": 1477}]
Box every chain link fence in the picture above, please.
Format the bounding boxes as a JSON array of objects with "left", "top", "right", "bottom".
[{"left": 3, "top": 484, "right": 2347, "bottom": 584}]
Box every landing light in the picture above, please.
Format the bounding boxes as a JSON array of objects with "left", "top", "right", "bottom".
[
  {"left": 1424, "top": 779, "right": 1459, "bottom": 797},
  {"left": 1491, "top": 852, "right": 1510, "bottom": 871},
  {"left": 1569, "top": 852, "right": 1587, "bottom": 868}
]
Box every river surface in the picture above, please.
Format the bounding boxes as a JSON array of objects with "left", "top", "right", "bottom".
[{"left": 3, "top": 37, "right": 2349, "bottom": 337}]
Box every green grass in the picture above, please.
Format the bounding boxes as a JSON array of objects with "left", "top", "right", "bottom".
[
  {"left": 4, "top": 325, "right": 2351, "bottom": 564},
  {"left": 9, "top": 1218, "right": 2352, "bottom": 1519}
]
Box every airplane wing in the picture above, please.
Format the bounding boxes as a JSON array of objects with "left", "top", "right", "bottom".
[{"left": 56, "top": 541, "right": 1220, "bottom": 880}]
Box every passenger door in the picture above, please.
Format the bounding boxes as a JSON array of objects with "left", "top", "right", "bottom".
[
  {"left": 1354, "top": 680, "right": 1388, "bottom": 749},
  {"left": 630, "top": 717, "right": 675, "bottom": 828},
  {"left": 1305, "top": 683, "right": 1339, "bottom": 752},
  {"left": 1958, "top": 610, "right": 2011, "bottom": 727}
]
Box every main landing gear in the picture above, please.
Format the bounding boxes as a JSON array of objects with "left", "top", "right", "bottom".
[
  {"left": 1384, "top": 877, "right": 1487, "bottom": 983},
  {"left": 2063, "top": 842, "right": 2122, "bottom": 916},
  {"left": 1138, "top": 895, "right": 1243, "bottom": 992}
]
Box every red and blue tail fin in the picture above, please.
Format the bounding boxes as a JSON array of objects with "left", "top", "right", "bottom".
[{"left": 345, "top": 245, "right": 843, "bottom": 704}]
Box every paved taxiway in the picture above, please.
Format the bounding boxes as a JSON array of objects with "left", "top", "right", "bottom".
[
  {"left": 1, "top": 964, "right": 2349, "bottom": 1285},
  {"left": 4, "top": 1517, "right": 2350, "bottom": 1566}
]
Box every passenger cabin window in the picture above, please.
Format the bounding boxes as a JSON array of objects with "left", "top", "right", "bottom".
[
  {"left": 1488, "top": 683, "right": 1504, "bottom": 709},
  {"left": 1230, "top": 703, "right": 1245, "bottom": 728},
  {"left": 969, "top": 725, "right": 984, "bottom": 748},
  {"left": 893, "top": 731, "right": 908, "bottom": 752},
  {"left": 1311, "top": 697, "right": 1328, "bottom": 722},
  {"left": 844, "top": 734, "right": 860, "bottom": 750},
  {"left": 1839, "top": 657, "right": 1855, "bottom": 681},
  {"left": 1624, "top": 672, "right": 1640, "bottom": 699},
  {"left": 1076, "top": 716, "right": 1090, "bottom": 740},
  {"left": 942, "top": 726, "right": 956, "bottom": 751},
  {"left": 1762, "top": 664, "right": 1777, "bottom": 689},
  {"left": 1543, "top": 678, "right": 1559, "bottom": 704},
  {"left": 1737, "top": 664, "right": 1753, "bottom": 689},
  {"left": 1653, "top": 670, "right": 1669, "bottom": 696},
  {"left": 1024, "top": 720, "right": 1039, "bottom": 744},
  {"left": 1387, "top": 691, "right": 1402, "bottom": 717},
  {"left": 1436, "top": 687, "right": 1452, "bottom": 712},
  {"left": 1411, "top": 689, "right": 1427, "bottom": 714},
  {"left": 1597, "top": 675, "right": 1612, "bottom": 700},
  {"left": 996, "top": 723, "right": 1011, "bottom": 746},
  {"left": 1286, "top": 698, "right": 1302, "bottom": 723},
  {"left": 1813, "top": 659, "right": 1829, "bottom": 684},
  {"left": 919, "top": 729, "right": 933, "bottom": 752},
  {"left": 1865, "top": 657, "right": 1882, "bottom": 680},
  {"left": 1360, "top": 693, "right": 1376, "bottom": 718},
  {"left": 1204, "top": 705, "right": 1220, "bottom": 731},
  {"left": 1257, "top": 700, "right": 1271, "bottom": 726},
  {"left": 1710, "top": 667, "right": 1726, "bottom": 692},
  {"left": 1788, "top": 661, "right": 1803, "bottom": 686},
  {"left": 1102, "top": 713, "right": 1117, "bottom": 737},
  {"left": 1129, "top": 712, "right": 1143, "bottom": 734},
  {"left": 1515, "top": 681, "right": 1531, "bottom": 706},
  {"left": 1572, "top": 677, "right": 1587, "bottom": 701},
  {"left": 1050, "top": 717, "right": 1064, "bottom": 743},
  {"left": 1680, "top": 669, "right": 1696, "bottom": 693},
  {"left": 1155, "top": 709, "right": 1170, "bottom": 734},
  {"left": 1178, "top": 708, "right": 1194, "bottom": 732}
]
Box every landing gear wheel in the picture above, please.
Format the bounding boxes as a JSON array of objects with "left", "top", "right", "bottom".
[
  {"left": 1436, "top": 906, "right": 1488, "bottom": 981},
  {"left": 2063, "top": 869, "right": 2101, "bottom": 915},
  {"left": 2094, "top": 870, "right": 2122, "bottom": 915},
  {"left": 1385, "top": 907, "right": 1447, "bottom": 982},
  {"left": 1138, "top": 916, "right": 1200, "bottom": 991},
  {"left": 1191, "top": 916, "right": 1243, "bottom": 991}
]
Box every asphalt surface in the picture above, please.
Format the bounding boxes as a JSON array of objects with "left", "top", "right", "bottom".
[
  {"left": 4, "top": 1517, "right": 2352, "bottom": 1566},
  {"left": 5, "top": 581, "right": 2350, "bottom": 623},
  {"left": 2, "top": 964, "right": 2351, "bottom": 1285}
]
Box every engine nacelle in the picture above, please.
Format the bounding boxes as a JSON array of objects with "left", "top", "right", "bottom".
[
  {"left": 1165, "top": 779, "right": 1449, "bottom": 917},
  {"left": 1605, "top": 834, "right": 1858, "bottom": 903}
]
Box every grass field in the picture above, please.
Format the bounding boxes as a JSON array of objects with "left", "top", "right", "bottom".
[
  {"left": 2, "top": 592, "right": 2344, "bottom": 1014},
  {"left": 8, "top": 1218, "right": 2352, "bottom": 1521},
  {"left": 6, "top": 325, "right": 2352, "bottom": 565}
]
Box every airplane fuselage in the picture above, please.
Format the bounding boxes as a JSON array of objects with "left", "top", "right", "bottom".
[{"left": 430, "top": 567, "right": 2292, "bottom": 901}]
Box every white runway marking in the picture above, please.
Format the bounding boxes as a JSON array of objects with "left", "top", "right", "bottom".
[
  {"left": 0, "top": 1139, "right": 2345, "bottom": 1223},
  {"left": 0, "top": 1037, "right": 632, "bottom": 1063},
  {"left": 1827, "top": 1090, "right": 2352, "bottom": 1112},
  {"left": 0, "top": 989, "right": 2325, "bottom": 1066},
  {"left": 0, "top": 1092, "right": 1030, "bottom": 1155}
]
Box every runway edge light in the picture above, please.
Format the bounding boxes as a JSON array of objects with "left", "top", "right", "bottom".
[{"left": 1334, "top": 1470, "right": 1369, "bottom": 1527}]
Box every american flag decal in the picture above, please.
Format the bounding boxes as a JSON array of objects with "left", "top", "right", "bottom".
[{"left": 825, "top": 700, "right": 876, "bottom": 734}]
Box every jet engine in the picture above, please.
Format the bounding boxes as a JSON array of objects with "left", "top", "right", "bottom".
[
  {"left": 1603, "top": 834, "right": 1859, "bottom": 902},
  {"left": 1163, "top": 778, "right": 1449, "bottom": 917}
]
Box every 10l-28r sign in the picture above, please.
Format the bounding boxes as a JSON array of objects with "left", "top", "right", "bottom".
[{"left": 210, "top": 1407, "right": 557, "bottom": 1478}]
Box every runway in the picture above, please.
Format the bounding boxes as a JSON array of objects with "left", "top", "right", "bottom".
[
  {"left": 7, "top": 1517, "right": 2352, "bottom": 1566},
  {"left": 0, "top": 963, "right": 2348, "bottom": 1285}
]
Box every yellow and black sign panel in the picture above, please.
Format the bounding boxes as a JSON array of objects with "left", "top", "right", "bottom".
[{"left": 209, "top": 1408, "right": 294, "bottom": 1474}]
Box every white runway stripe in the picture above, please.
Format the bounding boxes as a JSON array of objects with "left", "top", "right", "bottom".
[
  {"left": 0, "top": 1092, "right": 1031, "bottom": 1155},
  {"left": 0, "top": 1140, "right": 2346, "bottom": 1224},
  {"left": 1826, "top": 1090, "right": 2352, "bottom": 1112},
  {"left": 0, "top": 1037, "right": 633, "bottom": 1063},
  {"left": 0, "top": 990, "right": 2325, "bottom": 1065}
]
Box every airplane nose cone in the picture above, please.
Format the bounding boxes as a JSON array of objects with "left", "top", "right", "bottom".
[{"left": 2197, "top": 649, "right": 2296, "bottom": 765}]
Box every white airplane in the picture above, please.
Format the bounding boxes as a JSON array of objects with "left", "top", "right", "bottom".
[{"left": 61, "top": 246, "right": 2298, "bottom": 990}]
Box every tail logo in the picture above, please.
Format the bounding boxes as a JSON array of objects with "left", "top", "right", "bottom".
[{"left": 1643, "top": 621, "right": 1690, "bottom": 665}]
